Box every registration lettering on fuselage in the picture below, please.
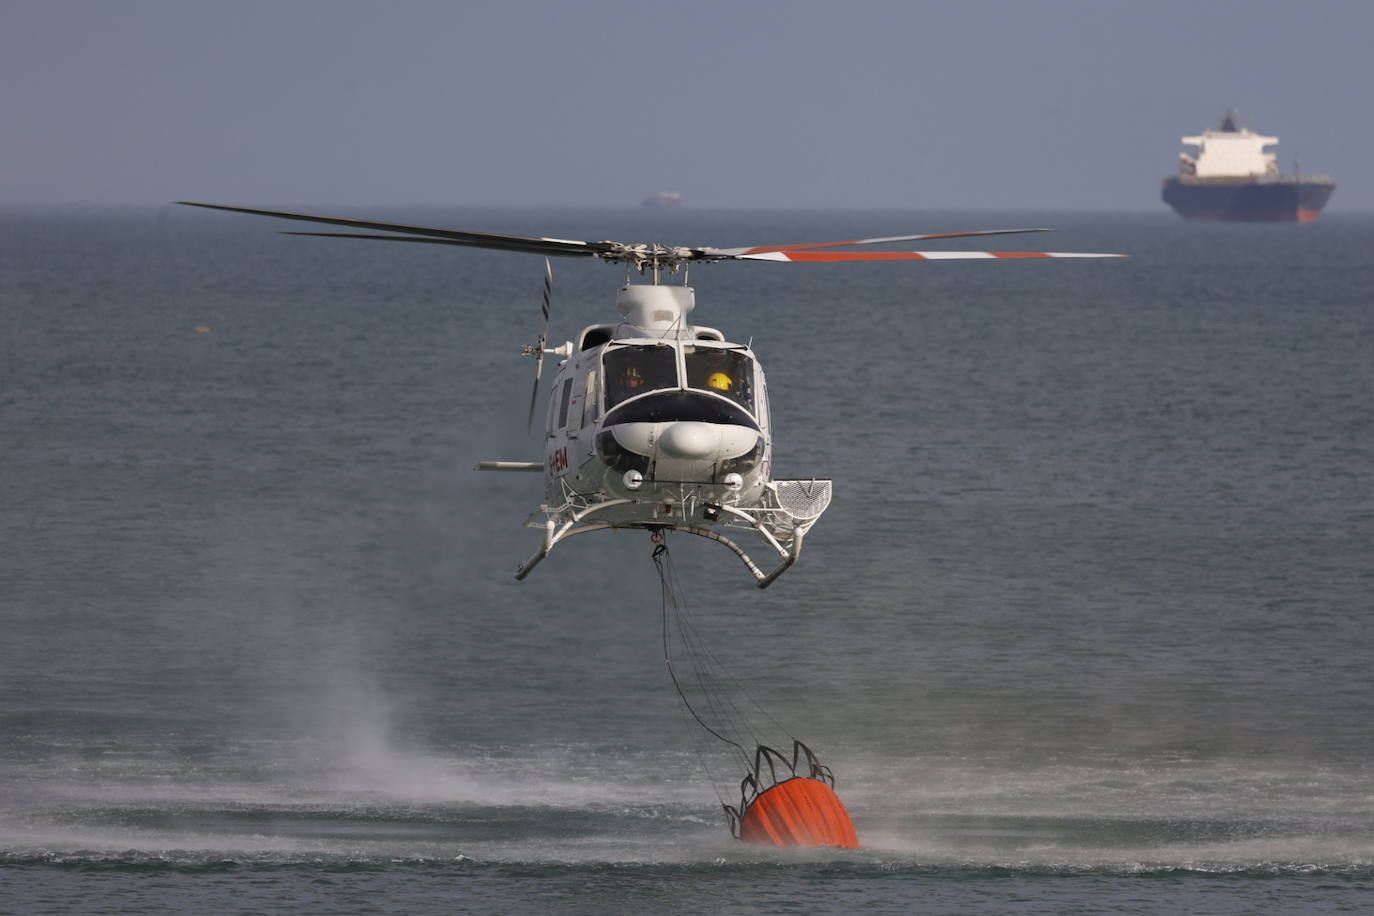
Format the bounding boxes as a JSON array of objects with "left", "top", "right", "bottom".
[{"left": 547, "top": 446, "right": 569, "bottom": 475}]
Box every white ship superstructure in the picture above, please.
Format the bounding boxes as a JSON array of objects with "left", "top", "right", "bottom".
[{"left": 1178, "top": 112, "right": 1277, "bottom": 178}]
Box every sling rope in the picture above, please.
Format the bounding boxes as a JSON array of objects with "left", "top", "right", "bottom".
[{"left": 651, "top": 531, "right": 801, "bottom": 818}]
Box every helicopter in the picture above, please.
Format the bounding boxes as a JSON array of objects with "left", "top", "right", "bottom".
[{"left": 178, "top": 202, "right": 1123, "bottom": 587}]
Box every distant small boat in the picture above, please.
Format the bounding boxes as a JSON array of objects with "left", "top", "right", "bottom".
[
  {"left": 1161, "top": 112, "right": 1334, "bottom": 222},
  {"left": 641, "top": 191, "right": 683, "bottom": 209}
]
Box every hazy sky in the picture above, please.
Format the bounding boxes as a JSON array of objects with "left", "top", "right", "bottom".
[{"left": 4, "top": 0, "right": 1370, "bottom": 211}]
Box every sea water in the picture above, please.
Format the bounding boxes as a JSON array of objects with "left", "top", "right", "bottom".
[{"left": 1, "top": 205, "right": 1371, "bottom": 913}]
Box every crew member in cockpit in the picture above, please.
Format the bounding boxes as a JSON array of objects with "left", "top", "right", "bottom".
[
  {"left": 707, "top": 372, "right": 733, "bottom": 393},
  {"left": 611, "top": 365, "right": 645, "bottom": 403}
]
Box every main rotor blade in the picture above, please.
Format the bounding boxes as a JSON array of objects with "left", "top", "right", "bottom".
[
  {"left": 178, "top": 201, "right": 612, "bottom": 258},
  {"left": 279, "top": 231, "right": 600, "bottom": 257},
  {"left": 733, "top": 250, "right": 1127, "bottom": 262},
  {"left": 700, "top": 228, "right": 1053, "bottom": 257}
]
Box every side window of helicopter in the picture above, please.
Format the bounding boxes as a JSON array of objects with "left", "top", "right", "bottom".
[
  {"left": 602, "top": 345, "right": 677, "bottom": 409},
  {"left": 556, "top": 377, "right": 574, "bottom": 429},
  {"left": 582, "top": 369, "right": 598, "bottom": 427},
  {"left": 684, "top": 346, "right": 755, "bottom": 414}
]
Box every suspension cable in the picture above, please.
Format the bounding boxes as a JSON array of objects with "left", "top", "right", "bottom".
[
  {"left": 653, "top": 533, "right": 801, "bottom": 761},
  {"left": 654, "top": 542, "right": 751, "bottom": 761}
]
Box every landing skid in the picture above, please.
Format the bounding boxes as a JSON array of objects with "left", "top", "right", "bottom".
[{"left": 514, "top": 479, "right": 832, "bottom": 588}]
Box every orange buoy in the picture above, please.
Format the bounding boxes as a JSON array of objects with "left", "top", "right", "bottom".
[{"left": 738, "top": 776, "right": 859, "bottom": 848}]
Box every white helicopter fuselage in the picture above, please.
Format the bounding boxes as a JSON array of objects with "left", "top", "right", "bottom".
[
  {"left": 542, "top": 283, "right": 772, "bottom": 526},
  {"left": 485, "top": 280, "right": 832, "bottom": 586}
]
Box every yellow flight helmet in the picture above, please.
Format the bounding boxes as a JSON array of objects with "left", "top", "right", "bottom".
[{"left": 707, "top": 372, "right": 732, "bottom": 392}]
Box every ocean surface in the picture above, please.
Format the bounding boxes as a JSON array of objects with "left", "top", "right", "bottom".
[{"left": 2, "top": 205, "right": 1371, "bottom": 914}]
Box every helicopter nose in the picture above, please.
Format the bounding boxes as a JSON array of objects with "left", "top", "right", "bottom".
[{"left": 657, "top": 421, "right": 718, "bottom": 459}]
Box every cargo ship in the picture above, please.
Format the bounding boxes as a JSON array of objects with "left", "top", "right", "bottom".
[{"left": 1161, "top": 112, "right": 1334, "bottom": 222}]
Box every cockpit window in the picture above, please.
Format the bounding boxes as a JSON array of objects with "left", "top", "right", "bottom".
[
  {"left": 685, "top": 345, "right": 755, "bottom": 414},
  {"left": 603, "top": 344, "right": 677, "bottom": 409}
]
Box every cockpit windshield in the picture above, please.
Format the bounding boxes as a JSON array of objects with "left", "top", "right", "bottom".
[
  {"left": 685, "top": 345, "right": 755, "bottom": 414},
  {"left": 603, "top": 344, "right": 677, "bottom": 409}
]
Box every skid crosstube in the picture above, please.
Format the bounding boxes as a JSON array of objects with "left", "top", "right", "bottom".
[{"left": 513, "top": 479, "right": 832, "bottom": 588}]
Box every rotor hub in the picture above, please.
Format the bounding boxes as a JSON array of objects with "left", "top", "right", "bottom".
[{"left": 600, "top": 242, "right": 700, "bottom": 269}]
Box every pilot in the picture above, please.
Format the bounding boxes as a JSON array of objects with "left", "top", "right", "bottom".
[
  {"left": 623, "top": 365, "right": 645, "bottom": 391},
  {"left": 707, "top": 371, "right": 732, "bottom": 392}
]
